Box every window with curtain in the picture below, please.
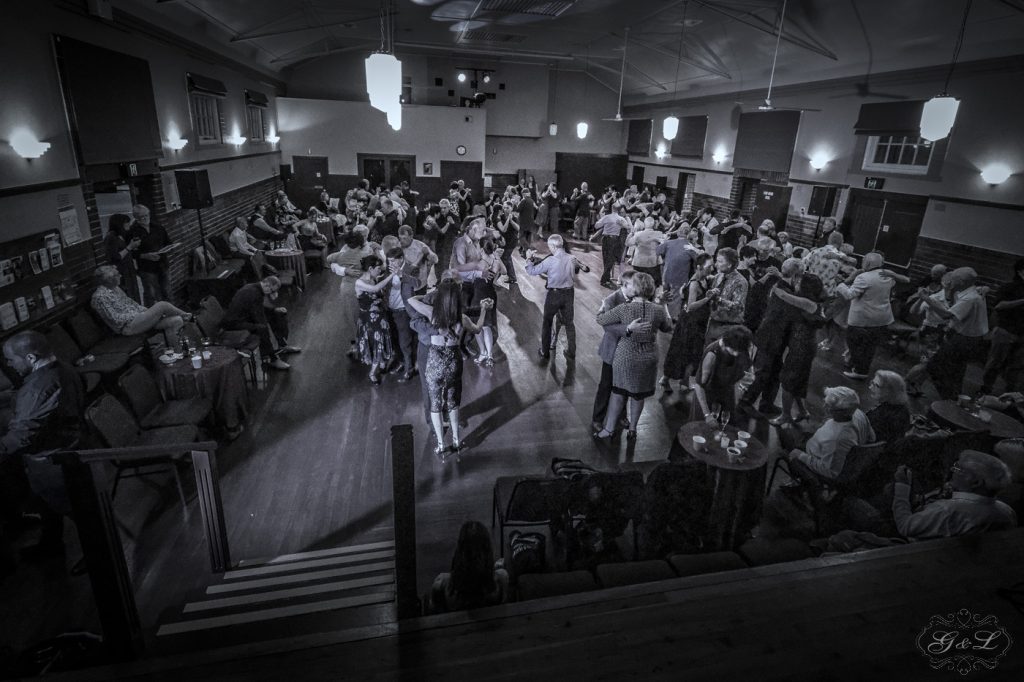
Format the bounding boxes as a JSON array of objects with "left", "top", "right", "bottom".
[
  {"left": 863, "top": 135, "right": 932, "bottom": 174},
  {"left": 191, "top": 93, "right": 222, "bottom": 145},
  {"left": 732, "top": 110, "right": 801, "bottom": 173},
  {"left": 669, "top": 115, "right": 708, "bottom": 158},
  {"left": 627, "top": 119, "right": 653, "bottom": 156}
]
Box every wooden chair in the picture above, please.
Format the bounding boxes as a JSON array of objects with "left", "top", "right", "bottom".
[
  {"left": 566, "top": 471, "right": 646, "bottom": 561},
  {"left": 85, "top": 394, "right": 198, "bottom": 504},
  {"left": 116, "top": 364, "right": 212, "bottom": 429},
  {"left": 65, "top": 309, "right": 147, "bottom": 358},
  {"left": 194, "top": 295, "right": 261, "bottom": 385},
  {"left": 250, "top": 250, "right": 296, "bottom": 293},
  {"left": 492, "top": 476, "right": 570, "bottom": 558}
]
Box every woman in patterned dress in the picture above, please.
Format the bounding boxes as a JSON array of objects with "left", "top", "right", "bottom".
[
  {"left": 407, "top": 281, "right": 493, "bottom": 456},
  {"left": 594, "top": 272, "right": 673, "bottom": 441},
  {"left": 354, "top": 254, "right": 395, "bottom": 385}
]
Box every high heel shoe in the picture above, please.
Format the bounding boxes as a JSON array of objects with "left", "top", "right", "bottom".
[
  {"left": 592, "top": 428, "right": 613, "bottom": 442},
  {"left": 626, "top": 429, "right": 638, "bottom": 441},
  {"left": 434, "top": 442, "right": 448, "bottom": 458},
  {"left": 769, "top": 414, "right": 792, "bottom": 427}
]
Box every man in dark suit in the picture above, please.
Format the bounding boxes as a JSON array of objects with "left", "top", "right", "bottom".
[
  {"left": 385, "top": 246, "right": 423, "bottom": 382},
  {"left": 1, "top": 331, "right": 85, "bottom": 566}
]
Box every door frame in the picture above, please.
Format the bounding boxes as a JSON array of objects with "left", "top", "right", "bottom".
[
  {"left": 357, "top": 153, "right": 417, "bottom": 189},
  {"left": 843, "top": 188, "right": 928, "bottom": 269}
]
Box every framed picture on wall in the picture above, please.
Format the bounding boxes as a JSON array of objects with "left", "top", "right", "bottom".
[{"left": 422, "top": 162, "right": 433, "bottom": 175}]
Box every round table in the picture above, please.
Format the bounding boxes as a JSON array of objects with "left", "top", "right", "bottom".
[
  {"left": 157, "top": 346, "right": 247, "bottom": 430},
  {"left": 266, "top": 249, "right": 308, "bottom": 290},
  {"left": 672, "top": 421, "right": 770, "bottom": 550},
  {"left": 929, "top": 400, "right": 1024, "bottom": 440}
]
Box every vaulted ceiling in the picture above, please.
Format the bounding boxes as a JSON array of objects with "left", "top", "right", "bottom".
[{"left": 114, "top": 0, "right": 1024, "bottom": 103}]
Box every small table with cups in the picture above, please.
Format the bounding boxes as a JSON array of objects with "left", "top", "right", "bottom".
[
  {"left": 156, "top": 344, "right": 248, "bottom": 432},
  {"left": 673, "top": 421, "right": 770, "bottom": 550},
  {"left": 265, "top": 248, "right": 308, "bottom": 290},
  {"left": 929, "top": 398, "right": 1024, "bottom": 441}
]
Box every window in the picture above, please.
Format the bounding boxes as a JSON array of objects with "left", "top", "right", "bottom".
[
  {"left": 190, "top": 92, "right": 222, "bottom": 145},
  {"left": 246, "top": 105, "right": 265, "bottom": 142},
  {"left": 863, "top": 135, "right": 932, "bottom": 174}
]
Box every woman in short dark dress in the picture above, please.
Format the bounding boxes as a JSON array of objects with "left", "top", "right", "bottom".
[
  {"left": 692, "top": 325, "right": 753, "bottom": 424},
  {"left": 774, "top": 273, "right": 826, "bottom": 425},
  {"left": 353, "top": 254, "right": 395, "bottom": 385},
  {"left": 595, "top": 272, "right": 673, "bottom": 441},
  {"left": 407, "top": 281, "right": 491, "bottom": 456},
  {"left": 662, "top": 253, "right": 714, "bottom": 392}
]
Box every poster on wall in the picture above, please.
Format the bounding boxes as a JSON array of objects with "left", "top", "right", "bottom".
[
  {"left": 45, "top": 233, "right": 63, "bottom": 267},
  {"left": 57, "top": 206, "right": 83, "bottom": 245},
  {"left": 0, "top": 260, "right": 14, "bottom": 287},
  {"left": 0, "top": 303, "right": 16, "bottom": 330}
]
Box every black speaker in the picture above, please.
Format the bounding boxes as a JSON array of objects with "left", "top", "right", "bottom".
[
  {"left": 279, "top": 164, "right": 292, "bottom": 182},
  {"left": 175, "top": 169, "right": 213, "bottom": 209},
  {"left": 808, "top": 185, "right": 837, "bottom": 217}
]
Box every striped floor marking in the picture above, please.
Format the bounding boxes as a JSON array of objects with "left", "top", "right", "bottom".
[
  {"left": 235, "top": 540, "right": 395, "bottom": 568},
  {"left": 223, "top": 550, "right": 394, "bottom": 580},
  {"left": 207, "top": 561, "right": 394, "bottom": 594},
  {"left": 186, "top": 573, "right": 395, "bottom": 613},
  {"left": 157, "top": 591, "right": 395, "bottom": 636}
]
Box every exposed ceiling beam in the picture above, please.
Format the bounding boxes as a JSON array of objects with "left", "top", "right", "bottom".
[
  {"left": 623, "top": 60, "right": 669, "bottom": 91},
  {"left": 583, "top": 58, "right": 657, "bottom": 90},
  {"left": 620, "top": 34, "right": 731, "bottom": 80},
  {"left": 691, "top": 0, "right": 838, "bottom": 61},
  {"left": 231, "top": 11, "right": 396, "bottom": 42},
  {"left": 559, "top": 68, "right": 620, "bottom": 94},
  {"left": 272, "top": 39, "right": 577, "bottom": 66}
]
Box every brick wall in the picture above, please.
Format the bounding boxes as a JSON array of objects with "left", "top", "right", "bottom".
[
  {"left": 691, "top": 192, "right": 731, "bottom": 222},
  {"left": 909, "top": 236, "right": 1016, "bottom": 289},
  {"left": 783, "top": 213, "right": 820, "bottom": 249},
  {"left": 81, "top": 174, "right": 281, "bottom": 304}
]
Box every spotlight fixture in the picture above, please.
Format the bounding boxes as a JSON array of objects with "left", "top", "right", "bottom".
[
  {"left": 980, "top": 163, "right": 1012, "bottom": 185},
  {"left": 457, "top": 72, "right": 467, "bottom": 83}
]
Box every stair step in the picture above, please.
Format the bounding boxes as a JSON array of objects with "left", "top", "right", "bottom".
[
  {"left": 208, "top": 561, "right": 394, "bottom": 594},
  {"left": 223, "top": 550, "right": 394, "bottom": 580},
  {"left": 235, "top": 540, "right": 395, "bottom": 568},
  {"left": 157, "top": 591, "right": 395, "bottom": 637},
  {"left": 186, "top": 573, "right": 395, "bottom": 613}
]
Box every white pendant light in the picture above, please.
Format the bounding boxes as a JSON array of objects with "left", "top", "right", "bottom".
[
  {"left": 365, "top": 52, "right": 402, "bottom": 114},
  {"left": 663, "top": 115, "right": 679, "bottom": 141},
  {"left": 549, "top": 122, "right": 558, "bottom": 136},
  {"left": 386, "top": 104, "right": 402, "bottom": 131},
  {"left": 919, "top": 0, "right": 972, "bottom": 142},
  {"left": 920, "top": 96, "right": 959, "bottom": 142},
  {"left": 576, "top": 121, "right": 588, "bottom": 139}
]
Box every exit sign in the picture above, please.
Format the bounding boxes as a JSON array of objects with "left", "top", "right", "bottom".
[{"left": 864, "top": 176, "right": 886, "bottom": 190}]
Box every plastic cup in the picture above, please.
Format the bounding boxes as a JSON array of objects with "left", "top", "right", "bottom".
[
  {"left": 202, "top": 350, "right": 213, "bottom": 361},
  {"left": 957, "top": 394, "right": 972, "bottom": 408},
  {"left": 692, "top": 435, "right": 706, "bottom": 452},
  {"left": 735, "top": 440, "right": 748, "bottom": 449},
  {"left": 727, "top": 446, "right": 742, "bottom": 461},
  {"left": 719, "top": 436, "right": 731, "bottom": 449},
  {"left": 191, "top": 355, "right": 202, "bottom": 369},
  {"left": 737, "top": 431, "right": 751, "bottom": 441}
]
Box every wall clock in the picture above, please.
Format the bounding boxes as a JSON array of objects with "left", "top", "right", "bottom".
[{"left": 456, "top": 145, "right": 467, "bottom": 156}]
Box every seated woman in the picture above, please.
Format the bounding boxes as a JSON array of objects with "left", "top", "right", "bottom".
[
  {"left": 428, "top": 520, "right": 508, "bottom": 614},
  {"left": 90, "top": 265, "right": 190, "bottom": 344},
  {"left": 866, "top": 370, "right": 912, "bottom": 444},
  {"left": 782, "top": 386, "right": 876, "bottom": 481}
]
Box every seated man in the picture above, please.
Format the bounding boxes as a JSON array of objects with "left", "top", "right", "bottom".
[
  {"left": 249, "top": 204, "right": 285, "bottom": 242},
  {"left": 782, "top": 386, "right": 875, "bottom": 480},
  {"left": 1, "top": 331, "right": 85, "bottom": 563},
  {"left": 228, "top": 217, "right": 260, "bottom": 256},
  {"left": 222, "top": 276, "right": 300, "bottom": 371},
  {"left": 90, "top": 265, "right": 190, "bottom": 345},
  {"left": 892, "top": 452, "right": 1017, "bottom": 540}
]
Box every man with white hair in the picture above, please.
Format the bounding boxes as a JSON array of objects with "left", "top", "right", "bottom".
[
  {"left": 783, "top": 386, "right": 875, "bottom": 480},
  {"left": 917, "top": 266, "right": 990, "bottom": 398},
  {"left": 892, "top": 451, "right": 1016, "bottom": 539},
  {"left": 590, "top": 203, "right": 630, "bottom": 287},
  {"left": 129, "top": 204, "right": 171, "bottom": 305},
  {"left": 526, "top": 234, "right": 579, "bottom": 360},
  {"left": 836, "top": 251, "right": 907, "bottom": 380}
]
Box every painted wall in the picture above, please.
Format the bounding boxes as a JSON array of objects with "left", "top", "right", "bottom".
[
  {"left": 276, "top": 98, "right": 486, "bottom": 177},
  {"left": 0, "top": 0, "right": 283, "bottom": 194}
]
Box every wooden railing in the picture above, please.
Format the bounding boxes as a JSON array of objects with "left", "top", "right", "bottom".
[{"left": 57, "top": 441, "right": 228, "bottom": 661}]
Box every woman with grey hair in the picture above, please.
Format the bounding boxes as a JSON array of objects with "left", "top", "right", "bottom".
[
  {"left": 866, "top": 370, "right": 911, "bottom": 444},
  {"left": 89, "top": 265, "right": 190, "bottom": 344},
  {"left": 782, "top": 386, "right": 875, "bottom": 481}
]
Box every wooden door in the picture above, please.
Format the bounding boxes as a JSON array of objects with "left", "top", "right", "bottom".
[
  {"left": 875, "top": 198, "right": 927, "bottom": 267},
  {"left": 844, "top": 192, "right": 885, "bottom": 257},
  {"left": 750, "top": 184, "right": 792, "bottom": 232},
  {"left": 631, "top": 165, "right": 645, "bottom": 188},
  {"left": 291, "top": 156, "right": 329, "bottom": 210},
  {"left": 674, "top": 172, "right": 691, "bottom": 213}
]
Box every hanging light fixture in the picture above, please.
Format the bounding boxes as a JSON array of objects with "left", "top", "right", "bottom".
[
  {"left": 576, "top": 48, "right": 590, "bottom": 140},
  {"left": 920, "top": 0, "right": 972, "bottom": 142},
  {"left": 365, "top": 0, "right": 402, "bottom": 131},
  {"left": 549, "top": 122, "right": 558, "bottom": 136},
  {"left": 662, "top": 1, "right": 688, "bottom": 143},
  {"left": 549, "top": 67, "right": 559, "bottom": 136},
  {"left": 576, "top": 121, "right": 589, "bottom": 139}
]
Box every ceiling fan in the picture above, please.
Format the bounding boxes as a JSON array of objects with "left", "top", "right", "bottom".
[
  {"left": 735, "top": 0, "right": 820, "bottom": 113},
  {"left": 601, "top": 27, "right": 647, "bottom": 122}
]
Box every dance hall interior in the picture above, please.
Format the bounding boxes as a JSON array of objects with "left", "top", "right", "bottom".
[{"left": 2, "top": 0, "right": 1024, "bottom": 679}]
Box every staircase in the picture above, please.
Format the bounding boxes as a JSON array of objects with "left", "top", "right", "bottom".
[{"left": 156, "top": 539, "right": 397, "bottom": 644}]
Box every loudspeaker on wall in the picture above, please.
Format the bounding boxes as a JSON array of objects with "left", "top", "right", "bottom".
[
  {"left": 279, "top": 164, "right": 293, "bottom": 182},
  {"left": 175, "top": 169, "right": 213, "bottom": 209}
]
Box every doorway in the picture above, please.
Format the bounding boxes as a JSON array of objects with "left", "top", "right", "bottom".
[
  {"left": 674, "top": 172, "right": 694, "bottom": 214},
  {"left": 292, "top": 155, "right": 329, "bottom": 210},
  {"left": 630, "top": 165, "right": 645, "bottom": 188},
  {"left": 843, "top": 189, "right": 927, "bottom": 268},
  {"left": 750, "top": 184, "right": 793, "bottom": 232},
  {"left": 358, "top": 154, "right": 415, "bottom": 190}
]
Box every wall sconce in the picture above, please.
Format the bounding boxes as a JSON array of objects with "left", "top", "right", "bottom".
[
  {"left": 655, "top": 142, "right": 668, "bottom": 160},
  {"left": 167, "top": 137, "right": 188, "bottom": 151},
  {"left": 225, "top": 134, "right": 247, "bottom": 146},
  {"left": 980, "top": 163, "right": 1012, "bottom": 185},
  {"left": 9, "top": 130, "right": 51, "bottom": 159},
  {"left": 576, "top": 121, "right": 588, "bottom": 139},
  {"left": 809, "top": 152, "right": 830, "bottom": 171},
  {"left": 711, "top": 149, "right": 727, "bottom": 164},
  {"left": 266, "top": 133, "right": 281, "bottom": 144}
]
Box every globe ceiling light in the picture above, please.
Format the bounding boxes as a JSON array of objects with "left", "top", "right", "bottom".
[
  {"left": 576, "top": 121, "right": 588, "bottom": 139},
  {"left": 920, "top": 96, "right": 960, "bottom": 142},
  {"left": 457, "top": 72, "right": 467, "bottom": 83},
  {"left": 663, "top": 115, "right": 679, "bottom": 141}
]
